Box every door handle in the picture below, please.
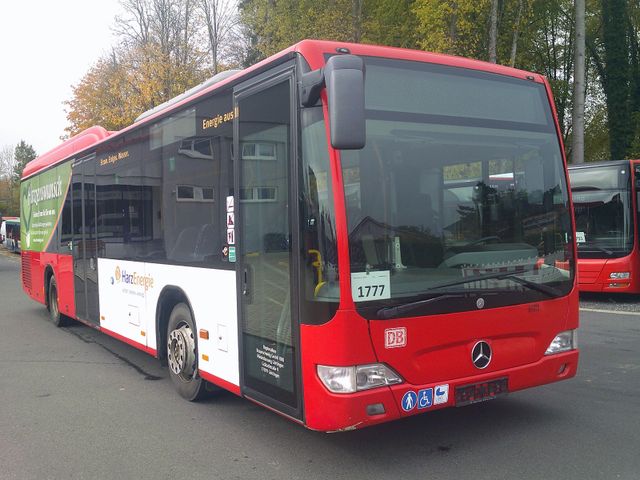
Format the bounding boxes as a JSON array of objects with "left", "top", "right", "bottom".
[{"left": 242, "top": 268, "right": 249, "bottom": 296}]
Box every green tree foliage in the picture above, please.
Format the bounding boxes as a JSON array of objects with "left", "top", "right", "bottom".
[
  {"left": 13, "top": 141, "right": 37, "bottom": 183},
  {"left": 601, "top": 0, "right": 632, "bottom": 159},
  {"left": 361, "top": 0, "right": 419, "bottom": 49},
  {"left": 239, "top": 0, "right": 420, "bottom": 60},
  {"left": 413, "top": 0, "right": 490, "bottom": 58},
  {"left": 239, "top": 0, "right": 355, "bottom": 58}
]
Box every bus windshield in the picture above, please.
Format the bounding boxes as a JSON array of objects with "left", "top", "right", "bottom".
[
  {"left": 570, "top": 164, "right": 633, "bottom": 258},
  {"left": 340, "top": 57, "right": 574, "bottom": 316}
]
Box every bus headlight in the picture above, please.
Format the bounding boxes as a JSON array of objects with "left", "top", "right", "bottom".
[
  {"left": 545, "top": 330, "right": 577, "bottom": 355},
  {"left": 609, "top": 272, "right": 630, "bottom": 279},
  {"left": 317, "top": 364, "right": 403, "bottom": 393}
]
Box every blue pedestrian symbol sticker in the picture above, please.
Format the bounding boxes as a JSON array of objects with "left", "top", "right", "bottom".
[
  {"left": 417, "top": 388, "right": 433, "bottom": 409},
  {"left": 401, "top": 391, "right": 418, "bottom": 412}
]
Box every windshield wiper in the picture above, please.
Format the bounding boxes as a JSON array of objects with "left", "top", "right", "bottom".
[
  {"left": 425, "top": 269, "right": 562, "bottom": 298},
  {"left": 377, "top": 269, "right": 564, "bottom": 319},
  {"left": 377, "top": 293, "right": 466, "bottom": 319}
]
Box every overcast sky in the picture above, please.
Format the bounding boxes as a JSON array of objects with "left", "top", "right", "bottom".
[{"left": 0, "top": 1, "right": 122, "bottom": 156}]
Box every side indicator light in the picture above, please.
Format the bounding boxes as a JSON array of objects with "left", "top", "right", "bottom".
[
  {"left": 199, "top": 329, "right": 209, "bottom": 340},
  {"left": 202, "top": 354, "right": 209, "bottom": 362},
  {"left": 140, "top": 331, "right": 146, "bottom": 337}
]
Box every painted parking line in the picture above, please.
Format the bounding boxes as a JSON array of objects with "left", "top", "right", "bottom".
[{"left": 580, "top": 307, "right": 640, "bottom": 316}]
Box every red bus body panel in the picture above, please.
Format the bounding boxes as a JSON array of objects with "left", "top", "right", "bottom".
[
  {"left": 300, "top": 292, "right": 579, "bottom": 431},
  {"left": 577, "top": 253, "right": 640, "bottom": 293}
]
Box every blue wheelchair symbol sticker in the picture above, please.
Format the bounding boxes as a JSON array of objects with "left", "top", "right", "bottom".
[
  {"left": 401, "top": 391, "right": 418, "bottom": 412},
  {"left": 417, "top": 388, "right": 433, "bottom": 409}
]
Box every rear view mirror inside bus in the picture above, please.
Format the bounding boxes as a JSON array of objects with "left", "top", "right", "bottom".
[{"left": 301, "top": 54, "right": 366, "bottom": 150}]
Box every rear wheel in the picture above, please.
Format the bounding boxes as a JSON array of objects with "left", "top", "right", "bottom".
[
  {"left": 166, "top": 303, "right": 212, "bottom": 401},
  {"left": 48, "top": 276, "right": 69, "bottom": 327}
]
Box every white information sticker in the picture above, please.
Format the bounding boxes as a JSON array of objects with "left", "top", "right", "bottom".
[
  {"left": 226, "top": 195, "right": 234, "bottom": 212},
  {"left": 351, "top": 271, "right": 391, "bottom": 302},
  {"left": 576, "top": 231, "right": 586, "bottom": 243}
]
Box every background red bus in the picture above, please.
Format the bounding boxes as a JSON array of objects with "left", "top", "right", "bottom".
[{"left": 569, "top": 159, "right": 640, "bottom": 293}]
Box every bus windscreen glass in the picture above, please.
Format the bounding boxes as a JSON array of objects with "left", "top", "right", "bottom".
[
  {"left": 570, "top": 164, "right": 633, "bottom": 258},
  {"left": 341, "top": 57, "right": 574, "bottom": 317}
]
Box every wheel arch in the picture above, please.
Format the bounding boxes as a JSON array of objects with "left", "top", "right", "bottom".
[{"left": 155, "top": 285, "right": 196, "bottom": 366}]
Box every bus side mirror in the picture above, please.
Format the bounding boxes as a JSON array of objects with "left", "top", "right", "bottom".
[
  {"left": 324, "top": 55, "right": 366, "bottom": 150},
  {"left": 300, "top": 55, "right": 366, "bottom": 150}
]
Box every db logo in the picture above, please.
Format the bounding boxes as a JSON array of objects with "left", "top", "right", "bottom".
[{"left": 385, "top": 327, "right": 407, "bottom": 349}]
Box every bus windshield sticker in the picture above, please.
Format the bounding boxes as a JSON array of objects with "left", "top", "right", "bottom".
[
  {"left": 351, "top": 271, "right": 391, "bottom": 302},
  {"left": 575, "top": 231, "right": 586, "bottom": 243}
]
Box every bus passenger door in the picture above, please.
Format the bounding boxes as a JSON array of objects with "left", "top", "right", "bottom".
[
  {"left": 234, "top": 70, "right": 302, "bottom": 420},
  {"left": 71, "top": 155, "right": 100, "bottom": 325}
]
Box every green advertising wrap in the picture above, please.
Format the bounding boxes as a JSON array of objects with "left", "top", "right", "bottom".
[{"left": 20, "top": 162, "right": 72, "bottom": 252}]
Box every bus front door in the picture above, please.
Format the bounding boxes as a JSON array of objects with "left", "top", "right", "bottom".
[{"left": 234, "top": 71, "right": 302, "bottom": 420}]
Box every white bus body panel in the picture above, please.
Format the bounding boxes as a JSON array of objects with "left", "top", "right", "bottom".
[{"left": 98, "top": 258, "right": 239, "bottom": 387}]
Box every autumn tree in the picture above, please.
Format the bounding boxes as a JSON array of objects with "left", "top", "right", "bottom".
[{"left": 65, "top": 0, "right": 214, "bottom": 136}]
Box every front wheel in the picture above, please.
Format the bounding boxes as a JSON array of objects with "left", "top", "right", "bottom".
[{"left": 166, "top": 303, "right": 211, "bottom": 401}]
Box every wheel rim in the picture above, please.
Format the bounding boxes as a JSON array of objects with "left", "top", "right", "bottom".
[{"left": 167, "top": 323, "right": 196, "bottom": 381}]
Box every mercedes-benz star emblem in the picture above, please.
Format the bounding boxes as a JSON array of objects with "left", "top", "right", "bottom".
[{"left": 471, "top": 341, "right": 492, "bottom": 369}]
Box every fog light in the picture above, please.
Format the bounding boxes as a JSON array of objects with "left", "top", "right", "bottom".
[
  {"left": 609, "top": 272, "right": 630, "bottom": 280},
  {"left": 545, "top": 330, "right": 577, "bottom": 355},
  {"left": 317, "top": 363, "right": 403, "bottom": 394}
]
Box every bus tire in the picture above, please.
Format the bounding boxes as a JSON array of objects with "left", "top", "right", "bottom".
[
  {"left": 166, "top": 303, "right": 209, "bottom": 401},
  {"left": 48, "top": 276, "right": 70, "bottom": 327}
]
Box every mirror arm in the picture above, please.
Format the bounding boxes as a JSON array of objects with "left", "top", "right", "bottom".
[{"left": 300, "top": 69, "right": 325, "bottom": 107}]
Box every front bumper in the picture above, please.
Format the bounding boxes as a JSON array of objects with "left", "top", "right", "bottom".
[{"left": 304, "top": 350, "right": 579, "bottom": 432}]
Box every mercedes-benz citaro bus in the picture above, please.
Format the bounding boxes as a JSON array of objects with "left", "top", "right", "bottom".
[
  {"left": 569, "top": 160, "right": 640, "bottom": 293},
  {"left": 21, "top": 40, "right": 579, "bottom": 431}
]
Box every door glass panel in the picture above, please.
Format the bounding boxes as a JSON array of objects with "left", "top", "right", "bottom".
[
  {"left": 83, "top": 159, "right": 99, "bottom": 324},
  {"left": 238, "top": 80, "right": 297, "bottom": 409},
  {"left": 72, "top": 165, "right": 86, "bottom": 320}
]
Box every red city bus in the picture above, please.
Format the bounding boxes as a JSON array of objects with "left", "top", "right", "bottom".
[
  {"left": 21, "top": 40, "right": 579, "bottom": 431},
  {"left": 568, "top": 160, "right": 640, "bottom": 293}
]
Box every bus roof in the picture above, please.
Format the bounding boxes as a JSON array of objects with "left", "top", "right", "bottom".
[{"left": 22, "top": 39, "right": 547, "bottom": 180}]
